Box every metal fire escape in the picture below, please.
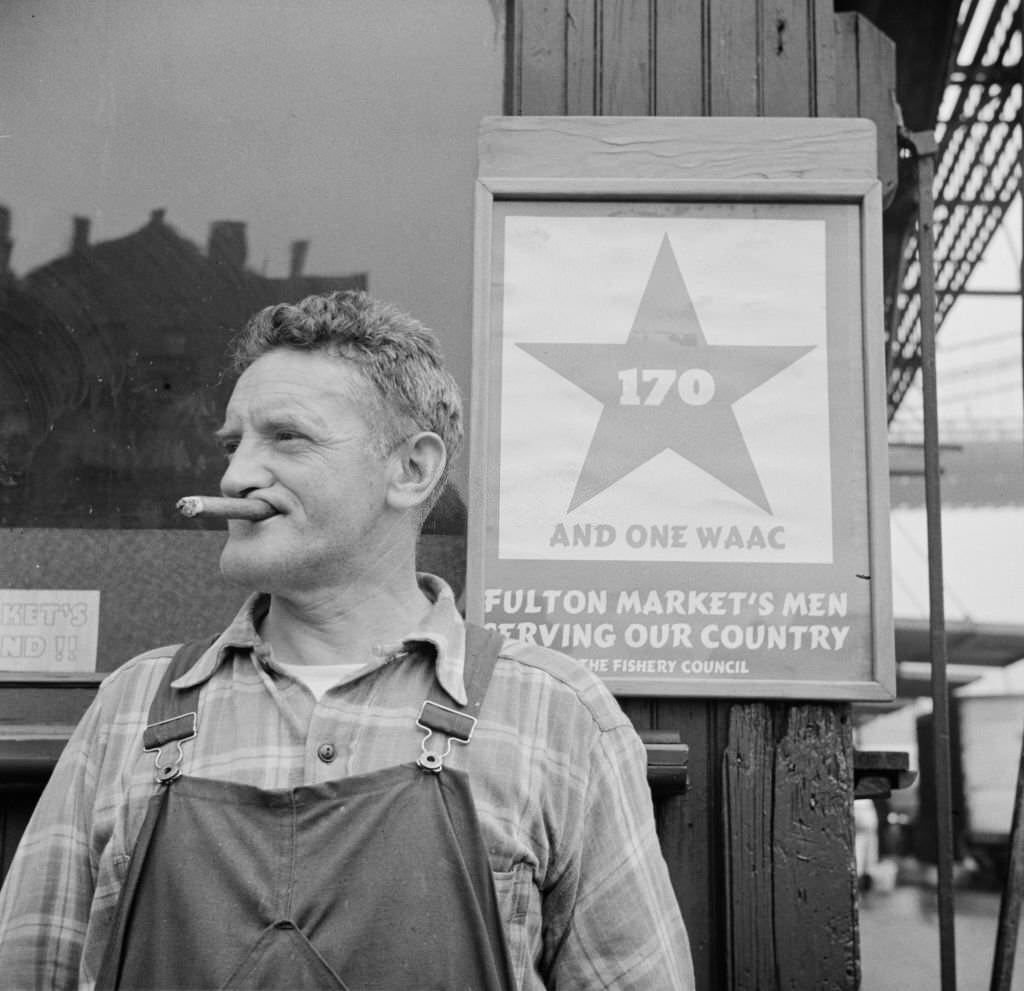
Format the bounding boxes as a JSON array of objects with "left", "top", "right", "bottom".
[{"left": 886, "top": 0, "right": 1022, "bottom": 422}]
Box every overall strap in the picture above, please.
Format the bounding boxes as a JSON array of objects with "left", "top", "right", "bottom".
[
  {"left": 415, "top": 623, "right": 505, "bottom": 773},
  {"left": 141, "top": 636, "right": 216, "bottom": 784}
]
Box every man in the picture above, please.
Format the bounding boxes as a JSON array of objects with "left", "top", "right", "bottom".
[{"left": 0, "top": 291, "right": 694, "bottom": 989}]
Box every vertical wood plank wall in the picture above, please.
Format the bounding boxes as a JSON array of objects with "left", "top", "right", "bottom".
[
  {"left": 507, "top": 3, "right": 893, "bottom": 988},
  {"left": 509, "top": 0, "right": 836, "bottom": 118}
]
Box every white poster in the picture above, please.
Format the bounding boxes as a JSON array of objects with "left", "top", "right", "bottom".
[
  {"left": 0, "top": 589, "right": 101, "bottom": 673},
  {"left": 498, "top": 215, "right": 832, "bottom": 563}
]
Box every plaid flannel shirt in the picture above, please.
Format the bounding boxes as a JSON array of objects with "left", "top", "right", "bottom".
[{"left": 0, "top": 575, "right": 694, "bottom": 990}]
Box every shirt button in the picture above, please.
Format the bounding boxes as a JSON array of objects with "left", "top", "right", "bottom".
[{"left": 316, "top": 743, "right": 337, "bottom": 763}]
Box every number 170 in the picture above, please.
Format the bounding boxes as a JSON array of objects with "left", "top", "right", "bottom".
[{"left": 617, "top": 368, "right": 716, "bottom": 407}]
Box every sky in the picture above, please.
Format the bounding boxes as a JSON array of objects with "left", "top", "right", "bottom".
[
  {"left": 889, "top": 195, "right": 1022, "bottom": 441},
  {"left": 887, "top": 198, "right": 1022, "bottom": 634}
]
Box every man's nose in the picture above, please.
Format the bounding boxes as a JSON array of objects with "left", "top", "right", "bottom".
[{"left": 220, "top": 438, "right": 273, "bottom": 497}]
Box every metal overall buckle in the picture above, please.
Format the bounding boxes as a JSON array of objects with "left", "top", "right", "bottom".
[
  {"left": 415, "top": 700, "right": 477, "bottom": 773},
  {"left": 142, "top": 712, "right": 198, "bottom": 783}
]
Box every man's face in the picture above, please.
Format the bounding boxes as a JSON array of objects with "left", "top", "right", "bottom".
[{"left": 216, "top": 349, "right": 398, "bottom": 596}]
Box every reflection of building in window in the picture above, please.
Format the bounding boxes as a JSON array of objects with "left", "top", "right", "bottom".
[
  {"left": 0, "top": 206, "right": 366, "bottom": 528},
  {"left": 0, "top": 212, "right": 85, "bottom": 494}
]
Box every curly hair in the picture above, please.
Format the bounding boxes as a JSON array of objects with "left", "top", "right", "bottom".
[{"left": 229, "top": 291, "right": 463, "bottom": 503}]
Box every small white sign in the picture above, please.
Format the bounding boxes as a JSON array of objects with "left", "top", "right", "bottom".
[{"left": 0, "top": 589, "right": 101, "bottom": 673}]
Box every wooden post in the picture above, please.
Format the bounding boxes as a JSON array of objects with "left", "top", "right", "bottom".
[{"left": 506, "top": 4, "right": 896, "bottom": 988}]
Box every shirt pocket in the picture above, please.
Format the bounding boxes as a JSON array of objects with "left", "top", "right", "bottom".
[{"left": 491, "top": 862, "right": 537, "bottom": 987}]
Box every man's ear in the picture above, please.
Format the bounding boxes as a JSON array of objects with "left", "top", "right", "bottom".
[{"left": 386, "top": 431, "right": 447, "bottom": 511}]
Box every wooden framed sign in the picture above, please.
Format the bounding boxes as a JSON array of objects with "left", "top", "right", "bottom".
[{"left": 466, "top": 117, "right": 894, "bottom": 700}]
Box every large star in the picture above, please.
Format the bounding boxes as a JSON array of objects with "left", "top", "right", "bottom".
[{"left": 518, "top": 235, "right": 814, "bottom": 513}]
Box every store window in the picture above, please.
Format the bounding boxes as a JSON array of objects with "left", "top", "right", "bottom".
[{"left": 0, "top": 1, "right": 504, "bottom": 668}]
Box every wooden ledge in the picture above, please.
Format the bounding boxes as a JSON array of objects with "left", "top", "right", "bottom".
[
  {"left": 640, "top": 730, "right": 689, "bottom": 797},
  {"left": 854, "top": 749, "right": 916, "bottom": 799}
]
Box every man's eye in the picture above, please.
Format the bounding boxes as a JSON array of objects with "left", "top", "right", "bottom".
[{"left": 220, "top": 439, "right": 239, "bottom": 456}]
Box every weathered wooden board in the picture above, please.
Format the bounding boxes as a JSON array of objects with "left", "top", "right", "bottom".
[
  {"left": 834, "top": 11, "right": 899, "bottom": 206},
  {"left": 478, "top": 114, "right": 878, "bottom": 180},
  {"left": 723, "top": 704, "right": 857, "bottom": 988},
  {"left": 510, "top": 0, "right": 838, "bottom": 117}
]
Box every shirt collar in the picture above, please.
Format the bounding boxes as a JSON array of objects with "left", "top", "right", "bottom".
[{"left": 170, "top": 573, "right": 468, "bottom": 705}]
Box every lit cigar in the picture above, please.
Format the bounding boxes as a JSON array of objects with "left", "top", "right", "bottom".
[{"left": 176, "top": 496, "right": 277, "bottom": 521}]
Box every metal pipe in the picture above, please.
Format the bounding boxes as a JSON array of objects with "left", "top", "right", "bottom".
[
  {"left": 990, "top": 31, "right": 1024, "bottom": 986},
  {"left": 907, "top": 127, "right": 958, "bottom": 991},
  {"left": 991, "top": 734, "right": 1024, "bottom": 991}
]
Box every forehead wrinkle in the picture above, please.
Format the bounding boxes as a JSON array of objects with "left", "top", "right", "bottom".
[
  {"left": 221, "top": 351, "right": 383, "bottom": 445},
  {"left": 225, "top": 382, "right": 347, "bottom": 431}
]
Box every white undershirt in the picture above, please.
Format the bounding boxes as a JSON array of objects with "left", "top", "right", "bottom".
[{"left": 275, "top": 660, "right": 367, "bottom": 701}]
